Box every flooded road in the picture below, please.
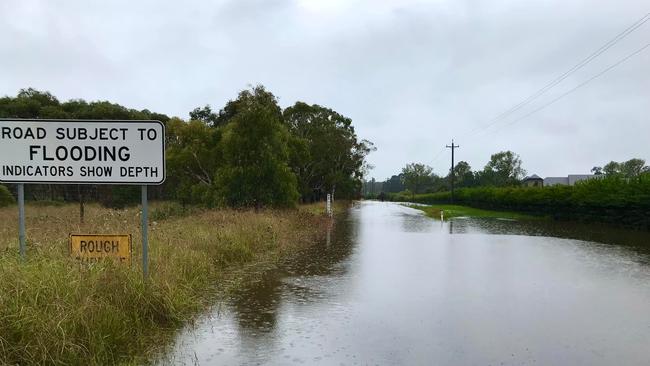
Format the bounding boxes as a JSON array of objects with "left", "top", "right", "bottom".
[{"left": 162, "top": 202, "right": 650, "bottom": 365}]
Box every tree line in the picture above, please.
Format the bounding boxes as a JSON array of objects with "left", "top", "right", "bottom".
[
  {"left": 365, "top": 151, "right": 527, "bottom": 196},
  {"left": 591, "top": 159, "right": 650, "bottom": 178},
  {"left": 368, "top": 152, "right": 650, "bottom": 229},
  {"left": 366, "top": 151, "right": 649, "bottom": 197},
  {"left": 0, "top": 87, "right": 373, "bottom": 208}
]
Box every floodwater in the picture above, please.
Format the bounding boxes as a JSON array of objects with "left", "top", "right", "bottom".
[{"left": 160, "top": 201, "right": 650, "bottom": 365}]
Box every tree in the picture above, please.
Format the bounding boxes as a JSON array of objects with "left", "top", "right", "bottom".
[
  {"left": 214, "top": 86, "right": 299, "bottom": 208},
  {"left": 17, "top": 88, "right": 59, "bottom": 106},
  {"left": 452, "top": 161, "right": 475, "bottom": 187},
  {"left": 216, "top": 86, "right": 283, "bottom": 127},
  {"left": 283, "top": 101, "right": 374, "bottom": 201},
  {"left": 591, "top": 166, "right": 603, "bottom": 175},
  {"left": 603, "top": 161, "right": 621, "bottom": 176},
  {"left": 480, "top": 151, "right": 526, "bottom": 186},
  {"left": 620, "top": 158, "right": 647, "bottom": 178},
  {"left": 401, "top": 163, "right": 433, "bottom": 195},
  {"left": 0, "top": 88, "right": 170, "bottom": 122},
  {"left": 189, "top": 105, "right": 219, "bottom": 127},
  {"left": 424, "top": 174, "right": 447, "bottom": 193},
  {"left": 0, "top": 88, "right": 59, "bottom": 118},
  {"left": 383, "top": 174, "right": 405, "bottom": 193},
  {"left": 165, "top": 117, "right": 222, "bottom": 204}
]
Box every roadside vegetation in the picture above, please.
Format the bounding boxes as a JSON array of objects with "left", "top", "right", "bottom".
[
  {"left": 0, "top": 201, "right": 339, "bottom": 365},
  {"left": 363, "top": 149, "right": 649, "bottom": 229},
  {"left": 390, "top": 175, "right": 650, "bottom": 229},
  {"left": 404, "top": 203, "right": 539, "bottom": 221},
  {"left": 0, "top": 87, "right": 369, "bottom": 364},
  {"left": 1, "top": 87, "right": 373, "bottom": 207},
  {"left": 367, "top": 151, "right": 528, "bottom": 196}
]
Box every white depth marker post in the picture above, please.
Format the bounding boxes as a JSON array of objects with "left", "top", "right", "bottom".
[{"left": 327, "top": 193, "right": 332, "bottom": 217}]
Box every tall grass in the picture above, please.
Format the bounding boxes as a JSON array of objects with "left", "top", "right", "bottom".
[{"left": 0, "top": 202, "right": 331, "bottom": 365}]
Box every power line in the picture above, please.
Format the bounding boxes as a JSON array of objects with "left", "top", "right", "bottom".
[
  {"left": 464, "top": 12, "right": 650, "bottom": 138},
  {"left": 483, "top": 42, "right": 650, "bottom": 134},
  {"left": 430, "top": 147, "right": 446, "bottom": 164}
]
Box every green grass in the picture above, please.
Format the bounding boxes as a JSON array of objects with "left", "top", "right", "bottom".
[
  {"left": 0, "top": 202, "right": 333, "bottom": 365},
  {"left": 404, "top": 203, "right": 543, "bottom": 220},
  {"left": 298, "top": 200, "right": 346, "bottom": 216}
]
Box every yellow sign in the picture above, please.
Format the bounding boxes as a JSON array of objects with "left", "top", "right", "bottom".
[{"left": 70, "top": 234, "right": 131, "bottom": 261}]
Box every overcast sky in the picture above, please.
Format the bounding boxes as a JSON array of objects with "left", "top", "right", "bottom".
[{"left": 1, "top": 0, "right": 648, "bottom": 180}]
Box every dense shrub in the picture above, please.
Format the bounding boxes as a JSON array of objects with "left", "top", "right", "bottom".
[
  {"left": 0, "top": 185, "right": 14, "bottom": 207},
  {"left": 388, "top": 175, "right": 650, "bottom": 229}
]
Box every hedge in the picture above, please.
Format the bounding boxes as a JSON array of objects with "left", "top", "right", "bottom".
[{"left": 387, "top": 175, "right": 650, "bottom": 229}]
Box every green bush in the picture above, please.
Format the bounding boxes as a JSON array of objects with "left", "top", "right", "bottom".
[
  {"left": 0, "top": 185, "right": 15, "bottom": 207},
  {"left": 388, "top": 176, "right": 650, "bottom": 229}
]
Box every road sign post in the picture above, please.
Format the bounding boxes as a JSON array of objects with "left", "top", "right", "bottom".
[
  {"left": 0, "top": 119, "right": 165, "bottom": 274},
  {"left": 142, "top": 185, "right": 149, "bottom": 278},
  {"left": 18, "top": 183, "right": 25, "bottom": 260}
]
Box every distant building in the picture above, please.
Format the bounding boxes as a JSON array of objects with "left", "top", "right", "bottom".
[
  {"left": 568, "top": 174, "right": 598, "bottom": 185},
  {"left": 543, "top": 174, "right": 599, "bottom": 187},
  {"left": 522, "top": 174, "right": 544, "bottom": 187},
  {"left": 543, "top": 177, "right": 568, "bottom": 186}
]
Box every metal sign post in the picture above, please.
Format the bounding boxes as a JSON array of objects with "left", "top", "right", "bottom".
[
  {"left": 141, "top": 185, "right": 149, "bottom": 279},
  {"left": 17, "top": 183, "right": 25, "bottom": 260}
]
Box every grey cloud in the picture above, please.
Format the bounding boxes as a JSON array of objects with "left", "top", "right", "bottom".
[{"left": 1, "top": 0, "right": 648, "bottom": 179}]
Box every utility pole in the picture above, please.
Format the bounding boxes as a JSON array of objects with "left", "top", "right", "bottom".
[{"left": 446, "top": 139, "right": 459, "bottom": 203}]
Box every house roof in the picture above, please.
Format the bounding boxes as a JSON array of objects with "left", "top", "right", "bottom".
[{"left": 523, "top": 174, "right": 543, "bottom": 181}]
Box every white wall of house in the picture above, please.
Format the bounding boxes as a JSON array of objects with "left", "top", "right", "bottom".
[
  {"left": 544, "top": 177, "right": 569, "bottom": 186},
  {"left": 568, "top": 175, "right": 598, "bottom": 185},
  {"left": 544, "top": 175, "right": 598, "bottom": 186}
]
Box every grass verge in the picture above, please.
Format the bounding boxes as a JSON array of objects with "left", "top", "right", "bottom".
[
  {"left": 0, "top": 201, "right": 339, "bottom": 365},
  {"left": 404, "top": 203, "right": 543, "bottom": 220}
]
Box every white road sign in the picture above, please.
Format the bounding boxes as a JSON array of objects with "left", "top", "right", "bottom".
[{"left": 0, "top": 120, "right": 165, "bottom": 184}]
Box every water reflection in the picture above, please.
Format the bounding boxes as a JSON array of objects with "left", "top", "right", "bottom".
[
  {"left": 162, "top": 202, "right": 650, "bottom": 366},
  {"left": 231, "top": 274, "right": 282, "bottom": 332},
  {"left": 442, "top": 213, "right": 650, "bottom": 255}
]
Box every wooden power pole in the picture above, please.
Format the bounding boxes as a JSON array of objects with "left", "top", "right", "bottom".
[{"left": 446, "top": 139, "right": 459, "bottom": 203}]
